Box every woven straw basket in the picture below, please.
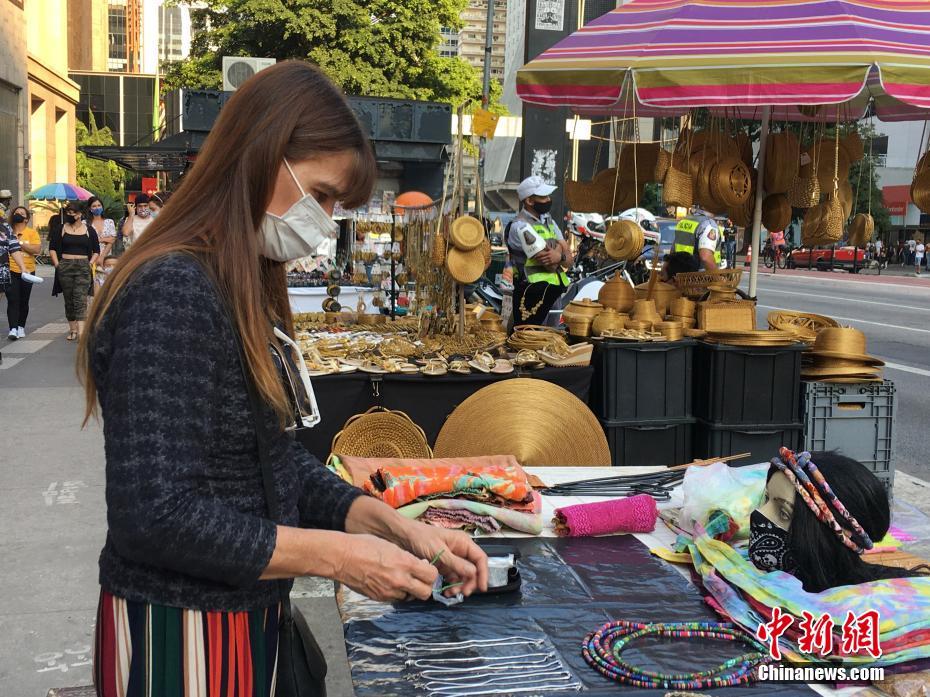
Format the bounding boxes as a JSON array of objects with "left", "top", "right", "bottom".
[
  {"left": 664, "top": 163, "right": 694, "bottom": 209},
  {"left": 331, "top": 407, "right": 432, "bottom": 459}
]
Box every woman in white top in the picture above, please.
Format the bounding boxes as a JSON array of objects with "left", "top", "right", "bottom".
[
  {"left": 916, "top": 241, "right": 925, "bottom": 276},
  {"left": 88, "top": 197, "right": 118, "bottom": 287}
]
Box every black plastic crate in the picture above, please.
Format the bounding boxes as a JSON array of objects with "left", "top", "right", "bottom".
[
  {"left": 591, "top": 340, "right": 694, "bottom": 422},
  {"left": 803, "top": 380, "right": 895, "bottom": 481},
  {"left": 694, "top": 421, "right": 803, "bottom": 467},
  {"left": 602, "top": 418, "right": 694, "bottom": 467},
  {"left": 693, "top": 342, "right": 805, "bottom": 425}
]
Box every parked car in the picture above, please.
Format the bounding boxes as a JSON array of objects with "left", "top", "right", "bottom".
[{"left": 789, "top": 246, "right": 867, "bottom": 272}]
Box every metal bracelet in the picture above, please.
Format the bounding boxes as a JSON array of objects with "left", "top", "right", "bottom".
[
  {"left": 408, "top": 652, "right": 554, "bottom": 669},
  {"left": 426, "top": 671, "right": 574, "bottom": 693},
  {"left": 400, "top": 636, "right": 545, "bottom": 653},
  {"left": 421, "top": 663, "right": 564, "bottom": 684}
]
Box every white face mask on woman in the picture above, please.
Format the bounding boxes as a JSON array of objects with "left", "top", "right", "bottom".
[{"left": 260, "top": 159, "right": 339, "bottom": 262}]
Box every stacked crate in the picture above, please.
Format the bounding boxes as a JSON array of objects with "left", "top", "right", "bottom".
[{"left": 590, "top": 340, "right": 695, "bottom": 467}]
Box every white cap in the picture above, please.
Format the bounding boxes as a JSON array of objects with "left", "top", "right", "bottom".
[
  {"left": 517, "top": 176, "right": 557, "bottom": 202},
  {"left": 0, "top": 190, "right": 11, "bottom": 198}
]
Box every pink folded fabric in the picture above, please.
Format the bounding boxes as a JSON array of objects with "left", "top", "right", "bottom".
[{"left": 553, "top": 495, "right": 658, "bottom": 537}]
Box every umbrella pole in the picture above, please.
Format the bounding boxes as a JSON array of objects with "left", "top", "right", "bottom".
[{"left": 748, "top": 106, "right": 770, "bottom": 298}]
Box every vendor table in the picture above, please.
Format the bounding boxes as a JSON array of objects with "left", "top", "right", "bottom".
[
  {"left": 299, "top": 367, "right": 593, "bottom": 460},
  {"left": 287, "top": 285, "right": 369, "bottom": 313},
  {"left": 335, "top": 468, "right": 846, "bottom": 697}
]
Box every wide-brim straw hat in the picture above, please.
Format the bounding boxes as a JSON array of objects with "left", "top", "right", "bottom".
[
  {"left": 604, "top": 220, "right": 644, "bottom": 260},
  {"left": 331, "top": 407, "right": 432, "bottom": 458},
  {"left": 433, "top": 378, "right": 611, "bottom": 465},
  {"left": 810, "top": 327, "right": 883, "bottom": 364},
  {"left": 762, "top": 194, "right": 792, "bottom": 232},
  {"left": 445, "top": 245, "right": 485, "bottom": 284},
  {"left": 450, "top": 215, "right": 485, "bottom": 250}
]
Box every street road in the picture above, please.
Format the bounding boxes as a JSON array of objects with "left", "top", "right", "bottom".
[{"left": 746, "top": 268, "right": 930, "bottom": 480}]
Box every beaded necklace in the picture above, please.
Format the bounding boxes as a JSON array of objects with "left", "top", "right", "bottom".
[{"left": 582, "top": 619, "right": 770, "bottom": 690}]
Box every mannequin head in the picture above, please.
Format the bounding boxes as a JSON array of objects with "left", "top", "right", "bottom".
[{"left": 750, "top": 451, "right": 926, "bottom": 592}]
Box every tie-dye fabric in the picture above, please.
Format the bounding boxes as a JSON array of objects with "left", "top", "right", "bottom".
[
  {"left": 678, "top": 529, "right": 930, "bottom": 666},
  {"left": 362, "top": 462, "right": 534, "bottom": 509}
]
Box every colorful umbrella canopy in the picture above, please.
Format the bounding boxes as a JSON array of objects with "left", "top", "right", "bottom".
[
  {"left": 517, "top": 0, "right": 930, "bottom": 121},
  {"left": 26, "top": 182, "right": 94, "bottom": 201}
]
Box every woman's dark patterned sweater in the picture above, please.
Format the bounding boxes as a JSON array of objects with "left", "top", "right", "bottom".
[{"left": 91, "top": 253, "right": 362, "bottom": 611}]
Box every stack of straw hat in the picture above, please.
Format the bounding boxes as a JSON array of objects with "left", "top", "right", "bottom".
[
  {"left": 445, "top": 215, "right": 489, "bottom": 284},
  {"left": 802, "top": 327, "right": 884, "bottom": 383}
]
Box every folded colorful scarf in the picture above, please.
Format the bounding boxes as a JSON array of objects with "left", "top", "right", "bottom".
[
  {"left": 553, "top": 495, "right": 658, "bottom": 537},
  {"left": 420, "top": 508, "right": 502, "bottom": 534},
  {"left": 331, "top": 455, "right": 523, "bottom": 488},
  {"left": 361, "top": 461, "right": 534, "bottom": 509},
  {"left": 397, "top": 492, "right": 544, "bottom": 535}
]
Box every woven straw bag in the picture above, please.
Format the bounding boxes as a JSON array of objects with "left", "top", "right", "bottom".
[
  {"left": 912, "top": 167, "right": 930, "bottom": 214},
  {"left": 812, "top": 139, "right": 851, "bottom": 192},
  {"left": 841, "top": 130, "right": 865, "bottom": 162},
  {"left": 787, "top": 174, "right": 821, "bottom": 209},
  {"left": 711, "top": 157, "right": 752, "bottom": 208},
  {"left": 654, "top": 148, "right": 671, "bottom": 183},
  {"left": 764, "top": 131, "right": 800, "bottom": 194},
  {"left": 431, "top": 230, "right": 447, "bottom": 267},
  {"left": 837, "top": 179, "right": 854, "bottom": 219},
  {"left": 663, "top": 162, "right": 694, "bottom": 209},
  {"left": 848, "top": 213, "right": 874, "bottom": 247},
  {"left": 762, "top": 194, "right": 792, "bottom": 232},
  {"left": 820, "top": 195, "right": 846, "bottom": 243}
]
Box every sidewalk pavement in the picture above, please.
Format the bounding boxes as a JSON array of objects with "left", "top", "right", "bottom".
[
  {"left": 2, "top": 265, "right": 929, "bottom": 695},
  {"left": 736, "top": 255, "right": 930, "bottom": 287}
]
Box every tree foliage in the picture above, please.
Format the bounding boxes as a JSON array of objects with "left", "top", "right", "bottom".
[
  {"left": 164, "top": 0, "right": 501, "bottom": 110},
  {"left": 76, "top": 113, "right": 125, "bottom": 207}
]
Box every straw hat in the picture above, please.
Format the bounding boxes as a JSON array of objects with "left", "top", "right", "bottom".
[
  {"left": 450, "top": 215, "right": 485, "bottom": 250},
  {"left": 762, "top": 194, "right": 791, "bottom": 232},
  {"left": 604, "top": 220, "right": 644, "bottom": 260},
  {"left": 801, "top": 364, "right": 881, "bottom": 378},
  {"left": 433, "top": 378, "right": 611, "bottom": 465},
  {"left": 445, "top": 246, "right": 485, "bottom": 284},
  {"left": 331, "top": 407, "right": 433, "bottom": 459},
  {"left": 711, "top": 157, "right": 753, "bottom": 208},
  {"left": 809, "top": 327, "right": 884, "bottom": 364}
]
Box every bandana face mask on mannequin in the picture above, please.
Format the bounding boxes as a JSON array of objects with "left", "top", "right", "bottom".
[
  {"left": 260, "top": 158, "right": 339, "bottom": 262},
  {"left": 748, "top": 509, "right": 796, "bottom": 573}
]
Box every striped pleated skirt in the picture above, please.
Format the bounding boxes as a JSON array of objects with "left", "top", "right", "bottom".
[{"left": 94, "top": 590, "right": 281, "bottom": 697}]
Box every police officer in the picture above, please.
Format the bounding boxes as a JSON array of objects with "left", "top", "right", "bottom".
[
  {"left": 673, "top": 206, "right": 723, "bottom": 271},
  {"left": 506, "top": 176, "right": 574, "bottom": 325}
]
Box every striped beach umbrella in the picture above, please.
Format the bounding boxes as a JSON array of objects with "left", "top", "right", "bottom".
[
  {"left": 517, "top": 0, "right": 930, "bottom": 121},
  {"left": 26, "top": 182, "right": 95, "bottom": 202}
]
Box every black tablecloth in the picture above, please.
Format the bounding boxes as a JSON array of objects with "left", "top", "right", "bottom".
[
  {"left": 299, "top": 366, "right": 593, "bottom": 460},
  {"left": 338, "top": 536, "right": 816, "bottom": 697}
]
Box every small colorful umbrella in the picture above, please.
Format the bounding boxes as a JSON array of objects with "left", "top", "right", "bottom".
[{"left": 26, "top": 182, "right": 94, "bottom": 202}]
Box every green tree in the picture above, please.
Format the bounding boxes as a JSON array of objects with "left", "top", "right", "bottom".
[
  {"left": 164, "top": 0, "right": 501, "bottom": 110},
  {"left": 76, "top": 112, "right": 125, "bottom": 205}
]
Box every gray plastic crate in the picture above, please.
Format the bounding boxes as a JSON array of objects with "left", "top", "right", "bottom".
[{"left": 803, "top": 380, "right": 895, "bottom": 492}]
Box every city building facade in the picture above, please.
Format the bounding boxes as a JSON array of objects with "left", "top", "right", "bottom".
[{"left": 0, "top": 0, "right": 28, "bottom": 200}]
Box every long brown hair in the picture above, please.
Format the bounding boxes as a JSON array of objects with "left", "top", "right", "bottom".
[{"left": 78, "top": 61, "right": 375, "bottom": 424}]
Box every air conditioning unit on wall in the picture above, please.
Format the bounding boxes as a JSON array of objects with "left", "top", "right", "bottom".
[{"left": 222, "top": 56, "right": 277, "bottom": 91}]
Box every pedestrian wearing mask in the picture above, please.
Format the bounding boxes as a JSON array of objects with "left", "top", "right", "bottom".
[
  {"left": 76, "top": 61, "right": 487, "bottom": 697},
  {"left": 49, "top": 201, "right": 100, "bottom": 340},
  {"left": 1, "top": 212, "right": 42, "bottom": 361},
  {"left": 87, "top": 197, "right": 117, "bottom": 288},
  {"left": 6, "top": 206, "right": 43, "bottom": 339},
  {"left": 506, "top": 176, "right": 573, "bottom": 325},
  {"left": 117, "top": 193, "right": 154, "bottom": 250}
]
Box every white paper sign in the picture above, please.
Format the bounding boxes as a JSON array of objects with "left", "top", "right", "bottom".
[
  {"left": 535, "top": 0, "right": 564, "bottom": 31},
  {"left": 531, "top": 149, "right": 558, "bottom": 185}
]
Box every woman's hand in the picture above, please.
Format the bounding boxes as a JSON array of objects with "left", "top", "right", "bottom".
[
  {"left": 395, "top": 520, "right": 489, "bottom": 597},
  {"left": 333, "top": 533, "right": 438, "bottom": 602}
]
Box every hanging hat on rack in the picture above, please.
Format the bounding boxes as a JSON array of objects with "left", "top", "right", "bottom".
[{"left": 446, "top": 246, "right": 485, "bottom": 284}]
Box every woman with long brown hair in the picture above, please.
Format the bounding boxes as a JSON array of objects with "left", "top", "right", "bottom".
[{"left": 78, "top": 61, "right": 487, "bottom": 697}]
